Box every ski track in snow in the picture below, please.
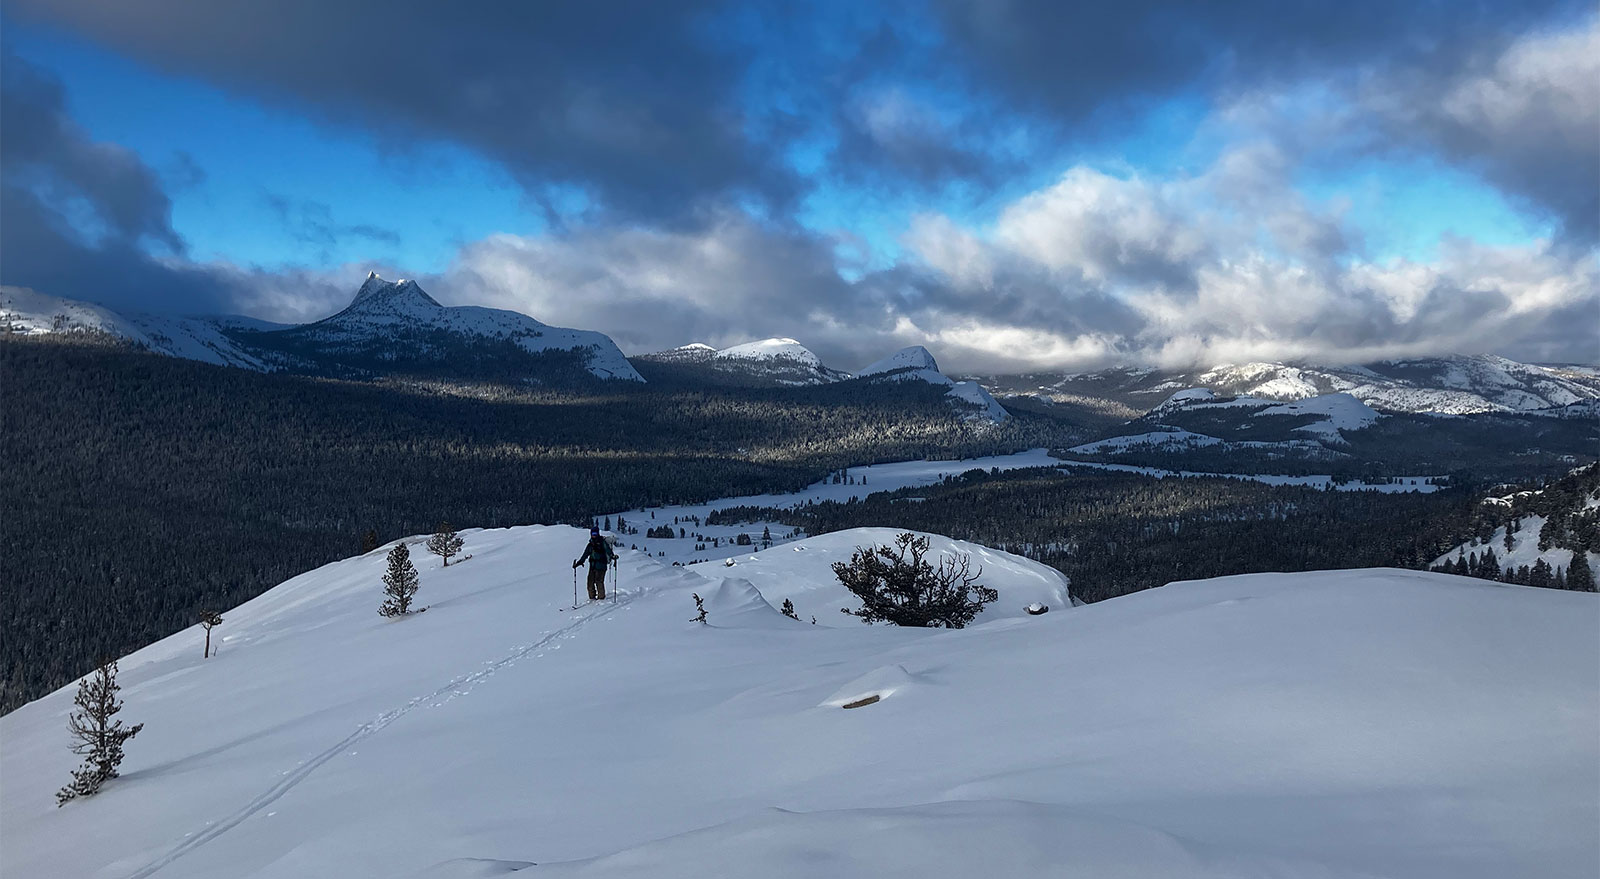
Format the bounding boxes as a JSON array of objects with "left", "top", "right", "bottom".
[{"left": 121, "top": 590, "right": 642, "bottom": 879}]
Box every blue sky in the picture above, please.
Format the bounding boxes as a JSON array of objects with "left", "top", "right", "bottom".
[{"left": 1, "top": 1, "right": 1593, "bottom": 369}]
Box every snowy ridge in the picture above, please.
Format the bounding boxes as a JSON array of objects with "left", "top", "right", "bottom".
[
  {"left": 3, "top": 276, "right": 644, "bottom": 382},
  {"left": 2, "top": 524, "right": 1593, "bottom": 879},
  {"left": 290, "top": 273, "right": 643, "bottom": 381},
  {"left": 1, "top": 287, "right": 266, "bottom": 369},
  {"left": 857, "top": 345, "right": 940, "bottom": 377},
  {"left": 637, "top": 338, "right": 848, "bottom": 385},
  {"left": 713, "top": 337, "right": 821, "bottom": 366},
  {"left": 982, "top": 356, "right": 1600, "bottom": 415},
  {"left": 856, "top": 346, "right": 1009, "bottom": 423}
]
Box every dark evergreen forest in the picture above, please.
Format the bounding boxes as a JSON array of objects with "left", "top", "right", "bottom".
[
  {"left": 708, "top": 467, "right": 1484, "bottom": 603},
  {"left": 0, "top": 338, "right": 1088, "bottom": 712}
]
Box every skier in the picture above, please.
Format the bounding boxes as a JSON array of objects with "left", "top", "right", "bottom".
[{"left": 573, "top": 526, "right": 616, "bottom": 602}]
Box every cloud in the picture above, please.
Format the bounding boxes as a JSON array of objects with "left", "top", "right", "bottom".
[
  {"left": 432, "top": 143, "right": 1595, "bottom": 374},
  {"left": 0, "top": 53, "right": 357, "bottom": 319},
  {"left": 0, "top": 52, "right": 183, "bottom": 254},
  {"left": 262, "top": 193, "right": 402, "bottom": 250},
  {"left": 6, "top": 0, "right": 803, "bottom": 222},
  {"left": 1361, "top": 16, "right": 1600, "bottom": 241},
  {"left": 926, "top": 0, "right": 1581, "bottom": 122}
]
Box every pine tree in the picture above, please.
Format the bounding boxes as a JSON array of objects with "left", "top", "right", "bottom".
[
  {"left": 57, "top": 660, "right": 142, "bottom": 806},
  {"left": 1478, "top": 547, "right": 1500, "bottom": 580},
  {"left": 780, "top": 598, "right": 799, "bottom": 620},
  {"left": 1568, "top": 551, "right": 1596, "bottom": 592},
  {"left": 379, "top": 543, "right": 421, "bottom": 617},
  {"left": 199, "top": 609, "right": 223, "bottom": 658},
  {"left": 426, "top": 521, "right": 464, "bottom": 567},
  {"left": 360, "top": 528, "right": 380, "bottom": 554},
  {"left": 1528, "top": 558, "right": 1553, "bottom": 589}
]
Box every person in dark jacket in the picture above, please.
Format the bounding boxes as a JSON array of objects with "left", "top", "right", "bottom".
[{"left": 574, "top": 526, "right": 616, "bottom": 601}]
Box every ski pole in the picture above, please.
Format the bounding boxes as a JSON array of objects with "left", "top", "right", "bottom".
[{"left": 573, "top": 564, "right": 578, "bottom": 608}]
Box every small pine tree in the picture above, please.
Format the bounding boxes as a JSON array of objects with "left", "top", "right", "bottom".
[
  {"left": 780, "top": 598, "right": 799, "bottom": 620},
  {"left": 57, "top": 660, "right": 143, "bottom": 806},
  {"left": 691, "top": 593, "right": 708, "bottom": 624},
  {"left": 199, "top": 609, "right": 223, "bottom": 658},
  {"left": 379, "top": 543, "right": 421, "bottom": 617},
  {"left": 1568, "top": 551, "right": 1596, "bottom": 592},
  {"left": 426, "top": 522, "right": 464, "bottom": 566}
]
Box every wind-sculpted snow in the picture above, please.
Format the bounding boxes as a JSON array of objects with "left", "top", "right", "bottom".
[{"left": 1, "top": 526, "right": 1594, "bottom": 878}]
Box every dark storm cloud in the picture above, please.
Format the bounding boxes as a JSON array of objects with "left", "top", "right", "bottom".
[
  {"left": 0, "top": 53, "right": 183, "bottom": 253},
  {"left": 928, "top": 0, "right": 1598, "bottom": 240},
  {"left": 1361, "top": 19, "right": 1599, "bottom": 242},
  {"left": 6, "top": 0, "right": 801, "bottom": 222},
  {"left": 0, "top": 54, "right": 351, "bottom": 317},
  {"left": 928, "top": 0, "right": 1581, "bottom": 120}
]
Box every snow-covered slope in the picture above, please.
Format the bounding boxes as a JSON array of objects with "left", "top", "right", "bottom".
[
  {"left": 1, "top": 287, "right": 266, "bottom": 369},
  {"left": 1256, "top": 393, "right": 1381, "bottom": 442},
  {"left": 696, "top": 528, "right": 1071, "bottom": 624},
  {"left": 636, "top": 338, "right": 848, "bottom": 386},
  {"left": 714, "top": 337, "right": 820, "bottom": 365},
  {"left": 858, "top": 345, "right": 940, "bottom": 377},
  {"left": 857, "top": 346, "right": 1009, "bottom": 423},
  {"left": 3, "top": 527, "right": 1594, "bottom": 879}
]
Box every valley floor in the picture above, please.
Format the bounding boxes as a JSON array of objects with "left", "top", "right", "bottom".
[{"left": 2, "top": 526, "right": 1595, "bottom": 878}]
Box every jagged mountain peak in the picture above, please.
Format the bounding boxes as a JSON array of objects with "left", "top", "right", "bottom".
[{"left": 346, "top": 273, "right": 441, "bottom": 313}]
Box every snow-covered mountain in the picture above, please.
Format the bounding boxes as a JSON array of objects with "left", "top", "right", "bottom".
[
  {"left": 3, "top": 525, "right": 1593, "bottom": 878},
  {"left": 858, "top": 344, "right": 940, "bottom": 377},
  {"left": 253, "top": 273, "right": 643, "bottom": 382},
  {"left": 634, "top": 338, "right": 850, "bottom": 386},
  {"left": 981, "top": 355, "right": 1600, "bottom": 415},
  {"left": 858, "top": 346, "right": 1009, "bottom": 423},
  {"left": 1, "top": 287, "right": 267, "bottom": 369},
  {"left": 2, "top": 276, "right": 643, "bottom": 384}
]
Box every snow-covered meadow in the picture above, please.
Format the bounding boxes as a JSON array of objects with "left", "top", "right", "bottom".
[{"left": 2, "top": 523, "right": 1595, "bottom": 879}]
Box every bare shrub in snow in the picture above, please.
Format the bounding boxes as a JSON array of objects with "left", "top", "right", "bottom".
[{"left": 834, "top": 532, "right": 997, "bottom": 628}]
